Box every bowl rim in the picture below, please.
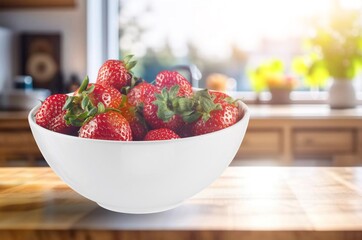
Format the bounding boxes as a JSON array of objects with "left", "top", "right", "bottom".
[{"left": 28, "top": 101, "right": 250, "bottom": 144}]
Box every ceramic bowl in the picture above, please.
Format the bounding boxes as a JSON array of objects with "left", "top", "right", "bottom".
[{"left": 28, "top": 102, "right": 250, "bottom": 214}]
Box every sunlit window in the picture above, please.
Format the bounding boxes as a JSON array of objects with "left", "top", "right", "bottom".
[{"left": 119, "top": 0, "right": 362, "bottom": 92}]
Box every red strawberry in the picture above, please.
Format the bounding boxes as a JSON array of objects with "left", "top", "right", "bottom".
[
  {"left": 86, "top": 84, "right": 122, "bottom": 109},
  {"left": 143, "top": 102, "right": 184, "bottom": 131},
  {"left": 144, "top": 128, "right": 180, "bottom": 141},
  {"left": 155, "top": 70, "right": 193, "bottom": 97},
  {"left": 79, "top": 111, "right": 132, "bottom": 141},
  {"left": 191, "top": 91, "right": 238, "bottom": 136},
  {"left": 35, "top": 94, "right": 77, "bottom": 135},
  {"left": 64, "top": 77, "right": 123, "bottom": 127},
  {"left": 127, "top": 82, "right": 158, "bottom": 107},
  {"left": 96, "top": 55, "right": 137, "bottom": 91},
  {"left": 119, "top": 95, "right": 148, "bottom": 140},
  {"left": 209, "top": 91, "right": 234, "bottom": 104},
  {"left": 191, "top": 104, "right": 238, "bottom": 136},
  {"left": 176, "top": 123, "right": 193, "bottom": 138},
  {"left": 142, "top": 85, "right": 187, "bottom": 132}
]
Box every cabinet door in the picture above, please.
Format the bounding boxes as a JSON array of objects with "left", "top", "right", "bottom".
[
  {"left": 0, "top": 131, "right": 41, "bottom": 158},
  {"left": 293, "top": 129, "right": 355, "bottom": 155},
  {"left": 236, "top": 130, "right": 281, "bottom": 157}
]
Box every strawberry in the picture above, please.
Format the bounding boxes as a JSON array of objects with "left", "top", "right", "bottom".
[
  {"left": 155, "top": 70, "right": 193, "bottom": 97},
  {"left": 209, "top": 91, "right": 234, "bottom": 104},
  {"left": 96, "top": 55, "right": 137, "bottom": 91},
  {"left": 127, "top": 82, "right": 158, "bottom": 107},
  {"left": 35, "top": 94, "right": 77, "bottom": 135},
  {"left": 189, "top": 91, "right": 239, "bottom": 136},
  {"left": 176, "top": 123, "right": 193, "bottom": 138},
  {"left": 143, "top": 86, "right": 185, "bottom": 132},
  {"left": 144, "top": 102, "right": 184, "bottom": 131},
  {"left": 119, "top": 95, "right": 148, "bottom": 140},
  {"left": 144, "top": 128, "right": 180, "bottom": 141},
  {"left": 63, "top": 77, "right": 122, "bottom": 127},
  {"left": 85, "top": 84, "right": 122, "bottom": 109},
  {"left": 79, "top": 111, "right": 132, "bottom": 141},
  {"left": 191, "top": 104, "right": 238, "bottom": 135}
]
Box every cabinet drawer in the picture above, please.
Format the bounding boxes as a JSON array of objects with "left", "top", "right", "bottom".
[
  {"left": 237, "top": 130, "right": 281, "bottom": 156},
  {"left": 293, "top": 130, "right": 354, "bottom": 155},
  {"left": 0, "top": 132, "right": 36, "bottom": 146}
]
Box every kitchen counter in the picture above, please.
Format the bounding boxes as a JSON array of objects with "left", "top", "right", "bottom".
[
  {"left": 2, "top": 105, "right": 362, "bottom": 166},
  {"left": 0, "top": 167, "right": 362, "bottom": 240},
  {"left": 2, "top": 104, "right": 362, "bottom": 119}
]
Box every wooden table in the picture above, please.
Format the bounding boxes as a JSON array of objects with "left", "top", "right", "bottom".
[{"left": 0, "top": 167, "right": 362, "bottom": 240}]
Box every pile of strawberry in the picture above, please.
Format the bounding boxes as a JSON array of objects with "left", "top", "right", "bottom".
[{"left": 35, "top": 55, "right": 242, "bottom": 141}]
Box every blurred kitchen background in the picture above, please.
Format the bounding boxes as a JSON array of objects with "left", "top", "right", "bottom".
[{"left": 0, "top": 0, "right": 362, "bottom": 167}]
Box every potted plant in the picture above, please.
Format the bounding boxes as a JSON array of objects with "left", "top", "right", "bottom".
[
  {"left": 249, "top": 59, "right": 296, "bottom": 104},
  {"left": 306, "top": 4, "right": 362, "bottom": 108},
  {"left": 292, "top": 53, "right": 329, "bottom": 92}
]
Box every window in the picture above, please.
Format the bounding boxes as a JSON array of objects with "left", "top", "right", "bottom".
[{"left": 118, "top": 0, "right": 362, "bottom": 94}]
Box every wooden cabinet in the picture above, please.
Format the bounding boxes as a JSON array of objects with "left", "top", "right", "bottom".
[
  {"left": 293, "top": 129, "right": 355, "bottom": 155},
  {"left": 236, "top": 105, "right": 362, "bottom": 165},
  {"left": 0, "top": 113, "right": 42, "bottom": 165},
  {"left": 236, "top": 130, "right": 281, "bottom": 157}
]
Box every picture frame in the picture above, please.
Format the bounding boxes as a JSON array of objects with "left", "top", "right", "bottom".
[{"left": 20, "top": 33, "right": 63, "bottom": 93}]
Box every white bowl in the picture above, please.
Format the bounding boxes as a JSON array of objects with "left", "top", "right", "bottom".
[{"left": 28, "top": 102, "right": 250, "bottom": 214}]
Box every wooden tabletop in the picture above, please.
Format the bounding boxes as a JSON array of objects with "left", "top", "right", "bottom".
[{"left": 0, "top": 167, "right": 362, "bottom": 240}]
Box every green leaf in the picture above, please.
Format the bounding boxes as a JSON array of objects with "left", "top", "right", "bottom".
[
  {"left": 182, "top": 112, "right": 201, "bottom": 123},
  {"left": 78, "top": 76, "right": 89, "bottom": 93},
  {"left": 292, "top": 57, "right": 308, "bottom": 75},
  {"left": 81, "top": 96, "right": 89, "bottom": 110},
  {"left": 97, "top": 102, "right": 106, "bottom": 113},
  {"left": 88, "top": 107, "right": 98, "bottom": 117},
  {"left": 126, "top": 60, "right": 137, "bottom": 70},
  {"left": 154, "top": 93, "right": 164, "bottom": 102},
  {"left": 76, "top": 112, "right": 89, "bottom": 120},
  {"left": 83, "top": 84, "right": 95, "bottom": 94},
  {"left": 194, "top": 89, "right": 211, "bottom": 99},
  {"left": 169, "top": 85, "right": 180, "bottom": 98},
  {"left": 69, "top": 119, "right": 83, "bottom": 127},
  {"left": 175, "top": 97, "right": 194, "bottom": 113},
  {"left": 123, "top": 54, "right": 134, "bottom": 64},
  {"left": 200, "top": 97, "right": 216, "bottom": 113},
  {"left": 156, "top": 103, "right": 175, "bottom": 122},
  {"left": 63, "top": 96, "right": 74, "bottom": 110},
  {"left": 161, "top": 87, "right": 169, "bottom": 99},
  {"left": 201, "top": 113, "right": 211, "bottom": 122},
  {"left": 269, "top": 59, "right": 284, "bottom": 73}
]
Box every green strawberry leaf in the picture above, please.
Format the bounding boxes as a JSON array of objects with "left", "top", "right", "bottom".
[
  {"left": 97, "top": 102, "right": 106, "bottom": 113},
  {"left": 87, "top": 107, "right": 98, "bottom": 117},
  {"left": 201, "top": 113, "right": 212, "bottom": 122},
  {"left": 156, "top": 102, "right": 175, "bottom": 122},
  {"left": 83, "top": 84, "right": 95, "bottom": 94},
  {"left": 175, "top": 97, "right": 194, "bottom": 113},
  {"left": 69, "top": 118, "right": 83, "bottom": 127},
  {"left": 63, "top": 96, "right": 75, "bottom": 110},
  {"left": 123, "top": 54, "right": 134, "bottom": 64},
  {"left": 81, "top": 96, "right": 90, "bottom": 110},
  {"left": 126, "top": 60, "right": 137, "bottom": 70},
  {"left": 76, "top": 112, "right": 89, "bottom": 120},
  {"left": 169, "top": 85, "right": 180, "bottom": 98},
  {"left": 78, "top": 76, "right": 89, "bottom": 93}
]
